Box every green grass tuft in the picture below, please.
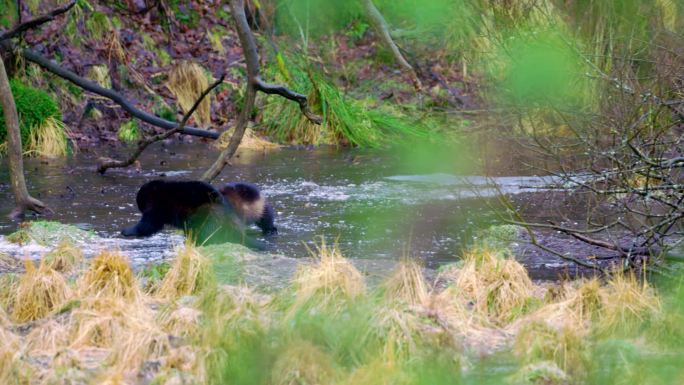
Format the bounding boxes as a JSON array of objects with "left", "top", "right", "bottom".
[
  {"left": 117, "top": 120, "right": 141, "bottom": 144},
  {"left": 0, "top": 80, "right": 61, "bottom": 148}
]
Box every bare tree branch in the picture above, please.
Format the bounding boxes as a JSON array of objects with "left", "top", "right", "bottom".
[
  {"left": 97, "top": 75, "right": 226, "bottom": 174},
  {"left": 253, "top": 76, "right": 322, "bottom": 124},
  {"left": 201, "top": 0, "right": 321, "bottom": 182},
  {"left": 362, "top": 0, "right": 422, "bottom": 91},
  {"left": 0, "top": 1, "right": 76, "bottom": 41},
  {"left": 0, "top": 55, "right": 49, "bottom": 219},
  {"left": 21, "top": 48, "right": 220, "bottom": 139}
]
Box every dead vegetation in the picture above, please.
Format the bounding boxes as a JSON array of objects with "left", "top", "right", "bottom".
[
  {"left": 0, "top": 236, "right": 674, "bottom": 384},
  {"left": 167, "top": 61, "right": 212, "bottom": 127},
  {"left": 292, "top": 238, "right": 366, "bottom": 310},
  {"left": 11, "top": 260, "right": 70, "bottom": 322}
]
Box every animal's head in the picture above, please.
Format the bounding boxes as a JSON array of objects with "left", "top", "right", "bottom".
[{"left": 219, "top": 182, "right": 261, "bottom": 203}]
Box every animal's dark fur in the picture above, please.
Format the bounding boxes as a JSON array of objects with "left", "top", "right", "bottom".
[{"left": 121, "top": 180, "right": 242, "bottom": 241}]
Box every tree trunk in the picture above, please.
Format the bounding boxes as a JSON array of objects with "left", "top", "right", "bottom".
[
  {"left": 0, "top": 56, "right": 48, "bottom": 219},
  {"left": 362, "top": 0, "right": 422, "bottom": 91},
  {"left": 201, "top": 0, "right": 321, "bottom": 182},
  {"left": 201, "top": 0, "right": 259, "bottom": 182}
]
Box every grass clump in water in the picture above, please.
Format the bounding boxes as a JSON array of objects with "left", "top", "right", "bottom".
[
  {"left": 260, "top": 64, "right": 433, "bottom": 147},
  {"left": 6, "top": 221, "right": 92, "bottom": 246},
  {"left": 11, "top": 261, "right": 71, "bottom": 322}
]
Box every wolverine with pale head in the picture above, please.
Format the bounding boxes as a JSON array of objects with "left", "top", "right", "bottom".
[{"left": 219, "top": 182, "right": 277, "bottom": 235}]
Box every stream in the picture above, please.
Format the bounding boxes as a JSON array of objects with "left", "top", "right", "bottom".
[{"left": 0, "top": 141, "right": 584, "bottom": 279}]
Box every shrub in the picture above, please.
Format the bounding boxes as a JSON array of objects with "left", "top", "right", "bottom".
[{"left": 0, "top": 80, "right": 61, "bottom": 146}]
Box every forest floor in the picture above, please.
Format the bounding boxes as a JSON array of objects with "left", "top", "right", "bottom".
[{"left": 19, "top": 1, "right": 477, "bottom": 149}]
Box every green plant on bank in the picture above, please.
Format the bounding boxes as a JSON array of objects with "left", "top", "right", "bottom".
[
  {"left": 64, "top": 0, "right": 95, "bottom": 45},
  {"left": 260, "top": 61, "right": 434, "bottom": 147},
  {"left": 84, "top": 11, "right": 111, "bottom": 41},
  {"left": 117, "top": 120, "right": 141, "bottom": 143},
  {"left": 5, "top": 221, "right": 93, "bottom": 246},
  {"left": 166, "top": 0, "right": 201, "bottom": 28},
  {"left": 138, "top": 261, "right": 171, "bottom": 293},
  {"left": 0, "top": 0, "right": 17, "bottom": 28},
  {"left": 0, "top": 80, "right": 70, "bottom": 157}
]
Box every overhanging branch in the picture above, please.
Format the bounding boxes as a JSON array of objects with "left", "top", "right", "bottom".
[
  {"left": 0, "top": 1, "right": 76, "bottom": 41},
  {"left": 254, "top": 76, "right": 322, "bottom": 124},
  {"left": 97, "top": 75, "right": 226, "bottom": 174},
  {"left": 22, "top": 48, "right": 220, "bottom": 139}
]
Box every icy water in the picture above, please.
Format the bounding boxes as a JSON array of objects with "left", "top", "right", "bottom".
[{"left": 0, "top": 141, "right": 572, "bottom": 276}]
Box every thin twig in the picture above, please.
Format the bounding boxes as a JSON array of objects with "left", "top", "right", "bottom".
[
  {"left": 97, "top": 75, "right": 226, "bottom": 174},
  {"left": 22, "top": 48, "right": 219, "bottom": 139},
  {"left": 0, "top": 1, "right": 76, "bottom": 41}
]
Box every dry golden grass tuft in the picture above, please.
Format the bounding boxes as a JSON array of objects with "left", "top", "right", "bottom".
[
  {"left": 370, "top": 304, "right": 444, "bottom": 358},
  {"left": 271, "top": 340, "right": 338, "bottom": 385},
  {"left": 97, "top": 371, "right": 131, "bottom": 385},
  {"left": 445, "top": 247, "right": 534, "bottom": 323},
  {"left": 11, "top": 261, "right": 71, "bottom": 322},
  {"left": 0, "top": 327, "right": 29, "bottom": 385},
  {"left": 79, "top": 251, "right": 138, "bottom": 300},
  {"left": 0, "top": 307, "right": 10, "bottom": 329},
  {"left": 292, "top": 239, "right": 365, "bottom": 310},
  {"left": 382, "top": 258, "right": 429, "bottom": 306},
  {"left": 163, "top": 345, "right": 204, "bottom": 374},
  {"left": 341, "top": 358, "right": 400, "bottom": 385},
  {"left": 26, "top": 116, "right": 72, "bottom": 158},
  {"left": 68, "top": 296, "right": 170, "bottom": 375},
  {"left": 157, "top": 244, "right": 214, "bottom": 299},
  {"left": 216, "top": 127, "right": 281, "bottom": 151},
  {"left": 597, "top": 271, "right": 661, "bottom": 336},
  {"left": 0, "top": 274, "right": 18, "bottom": 322},
  {"left": 167, "top": 61, "right": 212, "bottom": 127},
  {"left": 200, "top": 285, "right": 273, "bottom": 343},
  {"left": 424, "top": 286, "right": 510, "bottom": 352},
  {"left": 158, "top": 305, "right": 202, "bottom": 338},
  {"left": 24, "top": 319, "right": 70, "bottom": 354},
  {"left": 87, "top": 64, "right": 113, "bottom": 89},
  {"left": 513, "top": 320, "right": 587, "bottom": 376},
  {"left": 515, "top": 278, "right": 603, "bottom": 334},
  {"left": 44, "top": 238, "right": 83, "bottom": 273},
  {"left": 108, "top": 323, "right": 170, "bottom": 375}
]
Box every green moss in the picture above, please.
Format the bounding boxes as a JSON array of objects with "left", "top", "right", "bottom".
[
  {"left": 139, "top": 261, "right": 172, "bottom": 292},
  {"left": 117, "top": 120, "right": 141, "bottom": 143},
  {"left": 0, "top": 0, "right": 17, "bottom": 28},
  {"left": 6, "top": 221, "right": 92, "bottom": 246},
  {"left": 153, "top": 98, "right": 177, "bottom": 122},
  {"left": 0, "top": 80, "right": 61, "bottom": 146},
  {"left": 85, "top": 11, "right": 111, "bottom": 41},
  {"left": 478, "top": 224, "right": 523, "bottom": 251},
  {"left": 168, "top": 0, "right": 200, "bottom": 28}
]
